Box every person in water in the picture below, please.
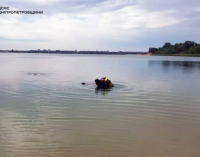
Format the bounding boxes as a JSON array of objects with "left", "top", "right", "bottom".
[{"left": 95, "top": 77, "right": 114, "bottom": 89}]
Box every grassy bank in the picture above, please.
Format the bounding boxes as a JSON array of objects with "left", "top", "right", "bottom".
[{"left": 152, "top": 54, "right": 200, "bottom": 57}]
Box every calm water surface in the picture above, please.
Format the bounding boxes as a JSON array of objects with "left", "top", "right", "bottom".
[{"left": 0, "top": 53, "right": 200, "bottom": 157}]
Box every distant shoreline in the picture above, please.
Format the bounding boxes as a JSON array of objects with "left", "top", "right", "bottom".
[
  {"left": 1, "top": 52, "right": 200, "bottom": 57},
  {"left": 0, "top": 51, "right": 148, "bottom": 55}
]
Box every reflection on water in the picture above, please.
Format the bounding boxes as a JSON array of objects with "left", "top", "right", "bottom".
[
  {"left": 0, "top": 54, "right": 200, "bottom": 157},
  {"left": 148, "top": 60, "right": 200, "bottom": 74},
  {"left": 26, "top": 72, "right": 51, "bottom": 76},
  {"left": 95, "top": 87, "right": 114, "bottom": 95}
]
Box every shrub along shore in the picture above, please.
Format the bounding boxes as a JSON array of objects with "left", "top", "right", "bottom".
[{"left": 149, "top": 41, "right": 200, "bottom": 57}]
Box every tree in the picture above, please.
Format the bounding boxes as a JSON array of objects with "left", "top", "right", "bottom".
[
  {"left": 189, "top": 45, "right": 200, "bottom": 54},
  {"left": 184, "top": 41, "right": 197, "bottom": 49},
  {"left": 162, "top": 42, "right": 172, "bottom": 49},
  {"left": 150, "top": 41, "right": 199, "bottom": 55},
  {"left": 149, "top": 47, "right": 158, "bottom": 54},
  {"left": 174, "top": 43, "right": 185, "bottom": 53}
]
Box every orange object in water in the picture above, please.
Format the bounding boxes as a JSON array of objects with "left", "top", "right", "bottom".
[{"left": 103, "top": 77, "right": 114, "bottom": 87}]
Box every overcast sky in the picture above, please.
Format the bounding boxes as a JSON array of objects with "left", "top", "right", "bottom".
[{"left": 0, "top": 0, "right": 200, "bottom": 51}]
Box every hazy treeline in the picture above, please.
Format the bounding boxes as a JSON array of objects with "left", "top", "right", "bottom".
[
  {"left": 0, "top": 50, "right": 147, "bottom": 55},
  {"left": 149, "top": 41, "right": 200, "bottom": 55}
]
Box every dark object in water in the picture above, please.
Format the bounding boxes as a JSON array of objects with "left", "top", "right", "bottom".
[
  {"left": 81, "top": 82, "right": 91, "bottom": 85},
  {"left": 95, "top": 77, "right": 114, "bottom": 89}
]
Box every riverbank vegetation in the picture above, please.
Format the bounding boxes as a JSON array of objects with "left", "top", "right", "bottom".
[{"left": 149, "top": 41, "right": 200, "bottom": 56}]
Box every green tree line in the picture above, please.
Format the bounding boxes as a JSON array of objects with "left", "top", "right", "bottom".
[{"left": 149, "top": 41, "right": 200, "bottom": 55}]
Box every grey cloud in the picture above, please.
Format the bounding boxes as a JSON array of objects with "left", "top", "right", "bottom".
[
  {"left": 2, "top": 0, "right": 138, "bottom": 15},
  {"left": 0, "top": 36, "right": 50, "bottom": 42},
  {"left": 3, "top": 0, "right": 199, "bottom": 21},
  {"left": 140, "top": 0, "right": 200, "bottom": 11},
  {"left": 139, "top": 0, "right": 200, "bottom": 19},
  {"left": 130, "top": 20, "right": 200, "bottom": 49},
  {"left": 1, "top": 0, "right": 200, "bottom": 51},
  {"left": 136, "top": 0, "right": 200, "bottom": 43}
]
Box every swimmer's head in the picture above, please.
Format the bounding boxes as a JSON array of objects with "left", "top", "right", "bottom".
[{"left": 95, "top": 79, "right": 100, "bottom": 85}]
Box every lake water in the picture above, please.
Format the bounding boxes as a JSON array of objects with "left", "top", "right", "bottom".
[{"left": 0, "top": 53, "right": 200, "bottom": 157}]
